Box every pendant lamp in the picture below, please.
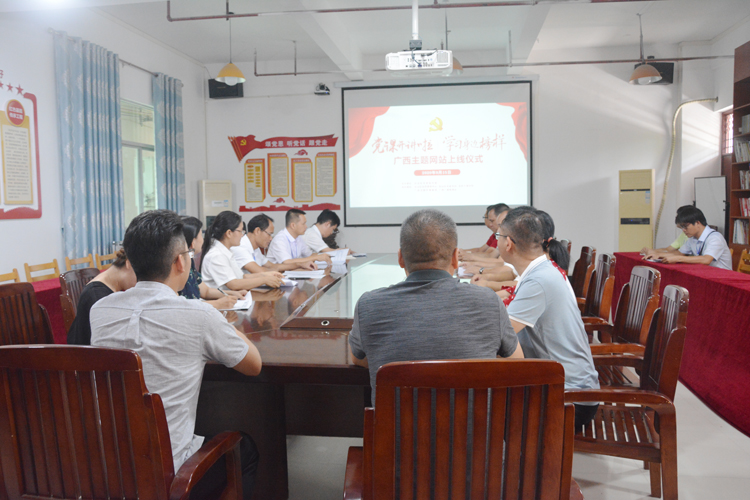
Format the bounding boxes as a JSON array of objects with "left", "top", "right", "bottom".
[
  {"left": 630, "top": 14, "right": 662, "bottom": 85},
  {"left": 216, "top": 17, "right": 246, "bottom": 86}
]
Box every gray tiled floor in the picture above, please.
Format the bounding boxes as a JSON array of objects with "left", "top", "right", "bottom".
[{"left": 286, "top": 383, "right": 750, "bottom": 499}]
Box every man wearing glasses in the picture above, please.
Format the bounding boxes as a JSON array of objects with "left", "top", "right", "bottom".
[
  {"left": 642, "top": 205, "right": 731, "bottom": 270},
  {"left": 90, "top": 210, "right": 262, "bottom": 499},
  {"left": 303, "top": 209, "right": 353, "bottom": 255},
  {"left": 233, "top": 213, "right": 318, "bottom": 273},
  {"left": 266, "top": 208, "right": 333, "bottom": 266}
]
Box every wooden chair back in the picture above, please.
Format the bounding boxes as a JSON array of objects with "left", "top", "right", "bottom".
[
  {"left": 24, "top": 259, "right": 61, "bottom": 282},
  {"left": 0, "top": 345, "right": 176, "bottom": 500},
  {"left": 0, "top": 283, "right": 54, "bottom": 345},
  {"left": 59, "top": 268, "right": 100, "bottom": 331},
  {"left": 611, "top": 266, "right": 661, "bottom": 346},
  {"left": 582, "top": 253, "right": 616, "bottom": 320},
  {"left": 363, "top": 359, "right": 575, "bottom": 500},
  {"left": 570, "top": 246, "right": 596, "bottom": 300},
  {"left": 737, "top": 249, "right": 750, "bottom": 274},
  {"left": 96, "top": 252, "right": 117, "bottom": 271},
  {"left": 640, "top": 285, "right": 689, "bottom": 401},
  {"left": 65, "top": 253, "right": 94, "bottom": 271},
  {"left": 0, "top": 268, "right": 20, "bottom": 284}
]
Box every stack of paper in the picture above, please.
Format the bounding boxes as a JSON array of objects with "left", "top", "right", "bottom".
[
  {"left": 325, "top": 249, "right": 349, "bottom": 264},
  {"left": 222, "top": 296, "right": 253, "bottom": 311}
]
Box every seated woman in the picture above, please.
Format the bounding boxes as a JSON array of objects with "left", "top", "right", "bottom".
[
  {"left": 180, "top": 216, "right": 245, "bottom": 310},
  {"left": 200, "top": 210, "right": 284, "bottom": 291},
  {"left": 67, "top": 249, "right": 136, "bottom": 345}
]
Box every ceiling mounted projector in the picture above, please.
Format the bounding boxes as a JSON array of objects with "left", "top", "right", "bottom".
[
  {"left": 386, "top": 50, "right": 453, "bottom": 77},
  {"left": 385, "top": 0, "right": 453, "bottom": 77}
]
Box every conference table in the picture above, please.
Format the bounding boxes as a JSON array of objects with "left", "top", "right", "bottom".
[
  {"left": 613, "top": 252, "right": 750, "bottom": 439},
  {"left": 196, "top": 254, "right": 406, "bottom": 500}
]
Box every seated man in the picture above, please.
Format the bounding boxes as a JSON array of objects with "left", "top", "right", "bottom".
[
  {"left": 349, "top": 208, "right": 523, "bottom": 404},
  {"left": 497, "top": 206, "right": 600, "bottom": 429},
  {"left": 458, "top": 203, "right": 509, "bottom": 261},
  {"left": 641, "top": 205, "right": 689, "bottom": 256},
  {"left": 90, "top": 210, "right": 262, "bottom": 499},
  {"left": 233, "top": 214, "right": 316, "bottom": 273},
  {"left": 643, "top": 205, "right": 731, "bottom": 270},
  {"left": 266, "top": 208, "right": 332, "bottom": 266},
  {"left": 303, "top": 209, "right": 352, "bottom": 255}
]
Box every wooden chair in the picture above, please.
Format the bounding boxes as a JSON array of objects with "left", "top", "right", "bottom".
[
  {"left": 585, "top": 266, "right": 661, "bottom": 387},
  {"left": 570, "top": 246, "right": 596, "bottom": 310},
  {"left": 343, "top": 359, "right": 580, "bottom": 500},
  {"left": 95, "top": 252, "right": 117, "bottom": 270},
  {"left": 59, "top": 268, "right": 100, "bottom": 331},
  {"left": 0, "top": 345, "right": 244, "bottom": 500},
  {"left": 737, "top": 248, "right": 750, "bottom": 274},
  {"left": 64, "top": 253, "right": 94, "bottom": 271},
  {"left": 0, "top": 283, "right": 54, "bottom": 345},
  {"left": 0, "top": 268, "right": 20, "bottom": 284},
  {"left": 24, "top": 258, "right": 60, "bottom": 282},
  {"left": 566, "top": 285, "right": 689, "bottom": 500},
  {"left": 580, "top": 253, "right": 616, "bottom": 325}
]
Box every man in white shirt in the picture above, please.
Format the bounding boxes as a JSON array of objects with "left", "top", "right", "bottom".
[
  {"left": 266, "top": 209, "right": 332, "bottom": 265},
  {"left": 233, "top": 213, "right": 317, "bottom": 273},
  {"left": 90, "top": 209, "right": 262, "bottom": 499},
  {"left": 303, "top": 209, "right": 352, "bottom": 254},
  {"left": 643, "top": 205, "right": 732, "bottom": 270}
]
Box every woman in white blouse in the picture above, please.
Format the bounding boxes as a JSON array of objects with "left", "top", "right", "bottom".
[{"left": 200, "top": 211, "right": 284, "bottom": 290}]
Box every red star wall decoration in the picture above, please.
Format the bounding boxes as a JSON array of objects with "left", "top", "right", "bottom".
[
  {"left": 0, "top": 82, "right": 4, "bottom": 89},
  {"left": 16, "top": 85, "right": 23, "bottom": 95},
  {"left": 6, "top": 84, "right": 14, "bottom": 93}
]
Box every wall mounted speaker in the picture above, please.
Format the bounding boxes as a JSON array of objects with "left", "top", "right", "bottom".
[{"left": 208, "top": 79, "right": 244, "bottom": 99}]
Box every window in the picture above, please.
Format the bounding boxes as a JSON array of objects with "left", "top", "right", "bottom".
[
  {"left": 121, "top": 99, "right": 156, "bottom": 225},
  {"left": 722, "top": 110, "right": 733, "bottom": 156}
]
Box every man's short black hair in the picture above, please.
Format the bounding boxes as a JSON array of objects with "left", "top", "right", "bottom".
[
  {"left": 123, "top": 209, "right": 186, "bottom": 282},
  {"left": 499, "top": 206, "right": 544, "bottom": 254},
  {"left": 675, "top": 206, "right": 707, "bottom": 227},
  {"left": 247, "top": 214, "right": 274, "bottom": 233},
  {"left": 488, "top": 203, "right": 510, "bottom": 217},
  {"left": 286, "top": 209, "right": 306, "bottom": 227},
  {"left": 316, "top": 209, "right": 340, "bottom": 227}
]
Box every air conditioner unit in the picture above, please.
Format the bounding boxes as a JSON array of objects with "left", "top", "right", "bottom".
[
  {"left": 198, "top": 180, "right": 233, "bottom": 229},
  {"left": 385, "top": 50, "right": 453, "bottom": 77}
]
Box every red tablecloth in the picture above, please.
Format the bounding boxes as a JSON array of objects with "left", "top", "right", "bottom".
[
  {"left": 614, "top": 252, "right": 750, "bottom": 437},
  {"left": 32, "top": 278, "right": 66, "bottom": 344}
]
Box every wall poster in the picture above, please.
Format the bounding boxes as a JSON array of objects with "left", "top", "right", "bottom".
[
  {"left": 291, "top": 158, "right": 313, "bottom": 202},
  {"left": 0, "top": 68, "right": 42, "bottom": 219},
  {"left": 315, "top": 152, "right": 336, "bottom": 197},
  {"left": 267, "top": 152, "right": 289, "bottom": 198},
  {"left": 244, "top": 158, "right": 265, "bottom": 203},
  {"left": 228, "top": 133, "right": 341, "bottom": 213}
]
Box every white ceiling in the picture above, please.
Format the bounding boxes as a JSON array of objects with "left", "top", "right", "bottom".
[{"left": 4, "top": 0, "right": 750, "bottom": 75}]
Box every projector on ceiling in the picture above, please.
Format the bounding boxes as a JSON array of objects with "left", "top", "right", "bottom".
[{"left": 385, "top": 49, "right": 453, "bottom": 77}]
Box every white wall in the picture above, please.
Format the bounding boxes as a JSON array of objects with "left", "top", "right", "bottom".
[
  {"left": 0, "top": 8, "right": 206, "bottom": 277},
  {"left": 207, "top": 40, "right": 736, "bottom": 259}
]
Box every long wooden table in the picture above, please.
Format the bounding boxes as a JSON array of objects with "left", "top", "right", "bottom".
[
  {"left": 613, "top": 252, "right": 750, "bottom": 438},
  {"left": 195, "top": 254, "right": 404, "bottom": 500}
]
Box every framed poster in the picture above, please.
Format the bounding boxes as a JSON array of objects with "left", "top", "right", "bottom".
[
  {"left": 244, "top": 158, "right": 265, "bottom": 203},
  {"left": 0, "top": 91, "right": 41, "bottom": 219},
  {"left": 267, "top": 152, "right": 289, "bottom": 197},
  {"left": 291, "top": 158, "right": 313, "bottom": 203},
  {"left": 315, "top": 152, "right": 336, "bottom": 197}
]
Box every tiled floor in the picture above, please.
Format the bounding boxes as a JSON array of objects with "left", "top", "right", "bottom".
[{"left": 286, "top": 382, "right": 750, "bottom": 499}]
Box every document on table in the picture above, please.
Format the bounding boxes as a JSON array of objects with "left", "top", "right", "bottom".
[
  {"left": 457, "top": 267, "right": 473, "bottom": 278},
  {"left": 284, "top": 270, "right": 327, "bottom": 279},
  {"left": 221, "top": 296, "right": 254, "bottom": 311},
  {"left": 325, "top": 249, "right": 349, "bottom": 264},
  {"left": 331, "top": 263, "right": 348, "bottom": 275}
]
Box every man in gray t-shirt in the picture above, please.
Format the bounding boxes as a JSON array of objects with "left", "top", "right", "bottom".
[
  {"left": 349, "top": 209, "right": 523, "bottom": 405},
  {"left": 494, "top": 207, "right": 600, "bottom": 430}
]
